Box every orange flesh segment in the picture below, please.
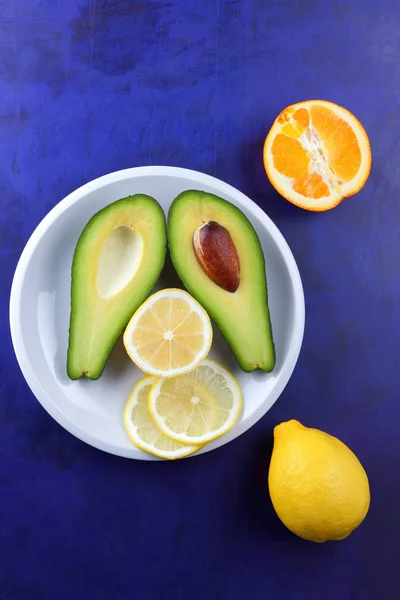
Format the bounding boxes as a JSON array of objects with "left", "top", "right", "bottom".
[
  {"left": 293, "top": 172, "right": 330, "bottom": 199},
  {"left": 281, "top": 108, "right": 310, "bottom": 139},
  {"left": 310, "top": 106, "right": 361, "bottom": 182},
  {"left": 293, "top": 108, "right": 310, "bottom": 130},
  {"left": 271, "top": 134, "right": 310, "bottom": 180},
  {"left": 271, "top": 131, "right": 329, "bottom": 200}
]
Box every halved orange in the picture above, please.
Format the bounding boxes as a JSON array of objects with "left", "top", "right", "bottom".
[{"left": 263, "top": 100, "right": 371, "bottom": 211}]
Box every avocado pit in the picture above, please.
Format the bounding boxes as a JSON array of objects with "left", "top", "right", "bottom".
[{"left": 192, "top": 221, "right": 240, "bottom": 293}]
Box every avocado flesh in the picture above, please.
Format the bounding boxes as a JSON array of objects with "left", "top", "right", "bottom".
[
  {"left": 67, "top": 195, "right": 167, "bottom": 380},
  {"left": 168, "top": 191, "right": 275, "bottom": 373}
]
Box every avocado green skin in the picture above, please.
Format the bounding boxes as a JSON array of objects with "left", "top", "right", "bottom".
[
  {"left": 67, "top": 195, "right": 167, "bottom": 380},
  {"left": 168, "top": 190, "right": 275, "bottom": 373}
]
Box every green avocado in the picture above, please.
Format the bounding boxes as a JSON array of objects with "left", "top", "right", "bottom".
[
  {"left": 168, "top": 190, "right": 275, "bottom": 373},
  {"left": 67, "top": 195, "right": 167, "bottom": 380}
]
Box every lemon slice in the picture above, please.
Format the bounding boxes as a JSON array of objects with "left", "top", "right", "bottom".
[
  {"left": 124, "top": 375, "right": 202, "bottom": 460},
  {"left": 149, "top": 359, "right": 243, "bottom": 445},
  {"left": 123, "top": 289, "right": 213, "bottom": 377}
]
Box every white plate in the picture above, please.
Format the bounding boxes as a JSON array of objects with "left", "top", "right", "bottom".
[{"left": 10, "top": 166, "right": 305, "bottom": 460}]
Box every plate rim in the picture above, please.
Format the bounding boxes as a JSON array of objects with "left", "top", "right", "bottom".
[{"left": 9, "top": 165, "right": 305, "bottom": 460}]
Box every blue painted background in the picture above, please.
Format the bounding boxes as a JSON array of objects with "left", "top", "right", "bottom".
[{"left": 1, "top": 1, "right": 399, "bottom": 598}]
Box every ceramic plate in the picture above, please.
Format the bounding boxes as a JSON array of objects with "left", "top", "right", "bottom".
[{"left": 10, "top": 166, "right": 305, "bottom": 459}]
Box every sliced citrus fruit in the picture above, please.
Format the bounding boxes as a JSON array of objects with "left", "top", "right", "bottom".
[
  {"left": 263, "top": 100, "right": 371, "bottom": 211},
  {"left": 123, "top": 289, "right": 213, "bottom": 377},
  {"left": 148, "top": 359, "right": 243, "bottom": 446},
  {"left": 124, "top": 375, "right": 202, "bottom": 459}
]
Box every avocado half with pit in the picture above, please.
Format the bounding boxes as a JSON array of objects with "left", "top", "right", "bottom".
[
  {"left": 168, "top": 191, "right": 275, "bottom": 373},
  {"left": 67, "top": 195, "right": 167, "bottom": 380}
]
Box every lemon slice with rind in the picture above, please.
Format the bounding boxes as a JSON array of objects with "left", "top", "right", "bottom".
[
  {"left": 124, "top": 375, "right": 202, "bottom": 459},
  {"left": 149, "top": 359, "right": 243, "bottom": 446},
  {"left": 123, "top": 289, "right": 213, "bottom": 378}
]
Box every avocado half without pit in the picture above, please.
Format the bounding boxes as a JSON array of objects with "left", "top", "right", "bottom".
[
  {"left": 67, "top": 195, "right": 167, "bottom": 380},
  {"left": 168, "top": 191, "right": 275, "bottom": 373}
]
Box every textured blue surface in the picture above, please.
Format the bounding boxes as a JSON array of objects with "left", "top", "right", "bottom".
[{"left": 1, "top": 1, "right": 400, "bottom": 598}]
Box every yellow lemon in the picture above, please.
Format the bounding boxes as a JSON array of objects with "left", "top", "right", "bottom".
[{"left": 268, "top": 419, "right": 370, "bottom": 543}]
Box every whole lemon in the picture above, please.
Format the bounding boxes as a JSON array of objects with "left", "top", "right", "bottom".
[{"left": 268, "top": 420, "right": 370, "bottom": 543}]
